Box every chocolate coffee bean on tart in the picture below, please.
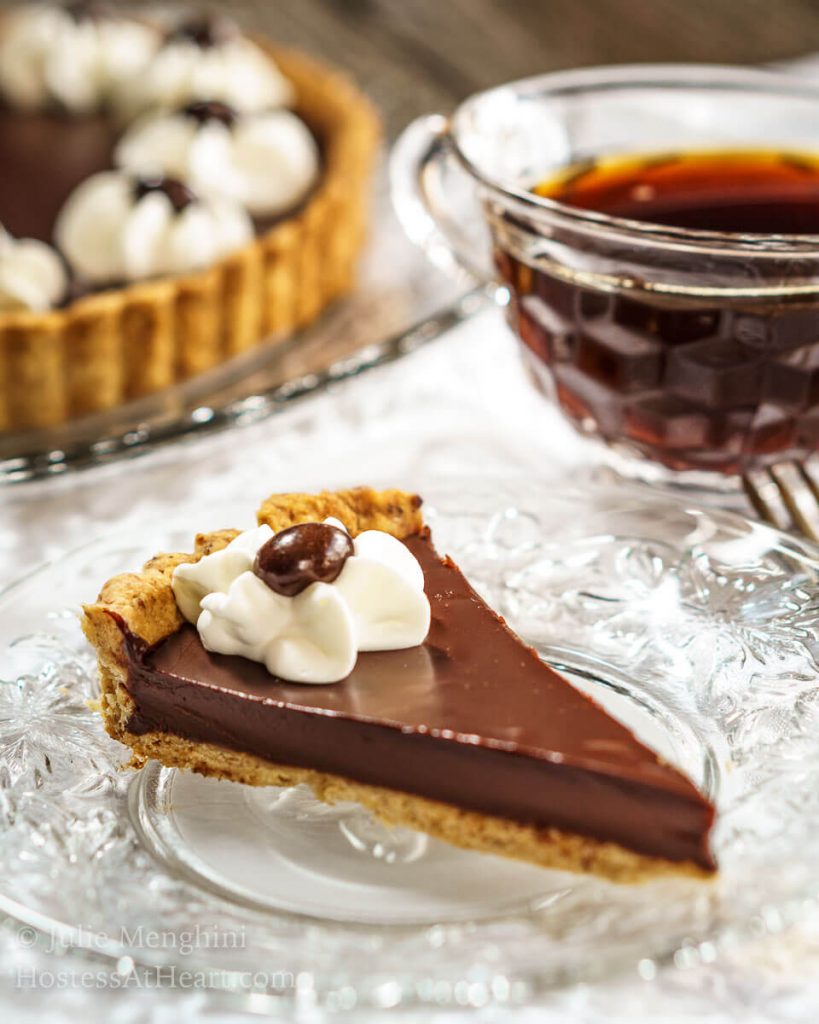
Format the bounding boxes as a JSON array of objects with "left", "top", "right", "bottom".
[{"left": 254, "top": 523, "right": 354, "bottom": 596}]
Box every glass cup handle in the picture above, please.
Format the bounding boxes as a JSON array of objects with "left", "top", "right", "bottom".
[{"left": 390, "top": 114, "right": 495, "bottom": 289}]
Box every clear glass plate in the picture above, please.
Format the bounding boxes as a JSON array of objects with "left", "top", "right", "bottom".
[{"left": 1, "top": 477, "right": 819, "bottom": 1010}]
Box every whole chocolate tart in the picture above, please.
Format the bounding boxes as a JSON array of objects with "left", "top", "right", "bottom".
[
  {"left": 0, "top": 41, "right": 379, "bottom": 432},
  {"left": 82, "top": 487, "right": 716, "bottom": 883}
]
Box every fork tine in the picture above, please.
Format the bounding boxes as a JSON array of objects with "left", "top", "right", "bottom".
[
  {"left": 742, "top": 467, "right": 794, "bottom": 533},
  {"left": 798, "top": 460, "right": 819, "bottom": 506},
  {"left": 768, "top": 461, "right": 819, "bottom": 544}
]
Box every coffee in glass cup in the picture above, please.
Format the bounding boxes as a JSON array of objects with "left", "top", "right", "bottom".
[{"left": 392, "top": 65, "right": 819, "bottom": 487}]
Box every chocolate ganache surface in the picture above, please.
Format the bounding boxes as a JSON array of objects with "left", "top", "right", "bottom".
[
  {"left": 121, "top": 532, "right": 716, "bottom": 870},
  {"left": 0, "top": 107, "right": 118, "bottom": 242}
]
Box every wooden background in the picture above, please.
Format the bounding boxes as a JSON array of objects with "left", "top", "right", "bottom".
[
  {"left": 137, "top": 0, "right": 819, "bottom": 136},
  {"left": 3, "top": 1, "right": 819, "bottom": 136}
]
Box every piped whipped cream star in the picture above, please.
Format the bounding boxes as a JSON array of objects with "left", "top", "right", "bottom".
[
  {"left": 0, "top": 3, "right": 158, "bottom": 113},
  {"left": 54, "top": 170, "right": 253, "bottom": 285},
  {"left": 199, "top": 571, "right": 357, "bottom": 684},
  {"left": 115, "top": 104, "right": 320, "bottom": 218},
  {"left": 0, "top": 225, "right": 67, "bottom": 312},
  {"left": 120, "top": 15, "right": 293, "bottom": 116},
  {"left": 326, "top": 518, "right": 430, "bottom": 652},
  {"left": 172, "top": 520, "right": 431, "bottom": 684},
  {"left": 172, "top": 525, "right": 273, "bottom": 624}
]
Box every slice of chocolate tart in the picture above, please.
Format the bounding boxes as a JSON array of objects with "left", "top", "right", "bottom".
[{"left": 82, "top": 486, "right": 715, "bottom": 883}]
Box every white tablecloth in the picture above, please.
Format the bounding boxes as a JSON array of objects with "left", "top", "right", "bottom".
[{"left": 3, "top": 307, "right": 819, "bottom": 1022}]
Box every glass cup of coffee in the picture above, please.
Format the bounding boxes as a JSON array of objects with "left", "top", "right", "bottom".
[{"left": 391, "top": 64, "right": 819, "bottom": 487}]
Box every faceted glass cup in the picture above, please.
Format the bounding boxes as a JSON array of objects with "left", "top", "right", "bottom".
[{"left": 391, "top": 64, "right": 819, "bottom": 487}]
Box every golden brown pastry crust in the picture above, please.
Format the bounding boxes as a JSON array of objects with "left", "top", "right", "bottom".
[
  {"left": 0, "top": 45, "right": 380, "bottom": 432},
  {"left": 82, "top": 486, "right": 711, "bottom": 884},
  {"left": 257, "top": 485, "right": 424, "bottom": 539}
]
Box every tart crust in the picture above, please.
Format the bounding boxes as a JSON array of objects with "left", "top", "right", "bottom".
[
  {"left": 82, "top": 487, "right": 710, "bottom": 884},
  {"left": 0, "top": 46, "right": 380, "bottom": 432}
]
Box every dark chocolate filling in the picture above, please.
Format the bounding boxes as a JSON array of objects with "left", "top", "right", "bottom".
[
  {"left": 118, "top": 531, "right": 716, "bottom": 870},
  {"left": 0, "top": 106, "right": 118, "bottom": 243}
]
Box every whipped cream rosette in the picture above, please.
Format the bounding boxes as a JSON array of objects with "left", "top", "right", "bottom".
[
  {"left": 115, "top": 101, "right": 321, "bottom": 218},
  {"left": 0, "top": 2, "right": 158, "bottom": 113},
  {"left": 0, "top": 226, "right": 67, "bottom": 312},
  {"left": 55, "top": 171, "right": 253, "bottom": 285},
  {"left": 172, "top": 520, "right": 431, "bottom": 684},
  {"left": 121, "top": 13, "right": 293, "bottom": 116}
]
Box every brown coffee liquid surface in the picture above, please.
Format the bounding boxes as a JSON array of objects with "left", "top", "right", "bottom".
[
  {"left": 533, "top": 149, "right": 819, "bottom": 235},
  {"left": 495, "top": 150, "right": 819, "bottom": 475}
]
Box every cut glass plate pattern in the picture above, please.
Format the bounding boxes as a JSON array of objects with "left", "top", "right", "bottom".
[{"left": 1, "top": 478, "right": 818, "bottom": 1009}]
